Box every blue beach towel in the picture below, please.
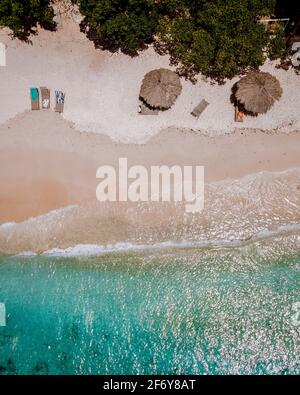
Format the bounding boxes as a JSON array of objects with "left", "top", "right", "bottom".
[
  {"left": 30, "top": 88, "right": 39, "bottom": 101},
  {"left": 55, "top": 90, "right": 65, "bottom": 104}
]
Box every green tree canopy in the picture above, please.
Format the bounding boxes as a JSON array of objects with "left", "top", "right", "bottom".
[
  {"left": 76, "top": 0, "right": 158, "bottom": 54},
  {"left": 75, "top": 0, "right": 284, "bottom": 80},
  {"left": 157, "top": 0, "right": 276, "bottom": 80},
  {"left": 0, "top": 0, "right": 55, "bottom": 40},
  {"left": 1, "top": 0, "right": 287, "bottom": 81}
]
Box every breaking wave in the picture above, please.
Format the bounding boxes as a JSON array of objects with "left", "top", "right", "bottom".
[
  {"left": 0, "top": 168, "right": 299, "bottom": 256},
  {"left": 10, "top": 222, "right": 299, "bottom": 257}
]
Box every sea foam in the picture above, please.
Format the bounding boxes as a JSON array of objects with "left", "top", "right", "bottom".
[{"left": 39, "top": 223, "right": 300, "bottom": 257}]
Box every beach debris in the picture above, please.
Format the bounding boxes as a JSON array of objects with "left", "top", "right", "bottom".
[
  {"left": 0, "top": 42, "right": 6, "bottom": 67},
  {"left": 40, "top": 87, "right": 50, "bottom": 109},
  {"left": 256, "top": 17, "right": 290, "bottom": 33},
  {"left": 0, "top": 303, "right": 6, "bottom": 326},
  {"left": 191, "top": 99, "right": 209, "bottom": 118},
  {"left": 30, "top": 87, "right": 40, "bottom": 110},
  {"left": 139, "top": 68, "right": 182, "bottom": 110},
  {"left": 291, "top": 42, "right": 300, "bottom": 67},
  {"left": 55, "top": 90, "right": 65, "bottom": 113},
  {"left": 52, "top": 4, "right": 63, "bottom": 29},
  {"left": 52, "top": 0, "right": 83, "bottom": 23},
  {"left": 71, "top": 4, "right": 84, "bottom": 24},
  {"left": 235, "top": 72, "right": 282, "bottom": 114}
]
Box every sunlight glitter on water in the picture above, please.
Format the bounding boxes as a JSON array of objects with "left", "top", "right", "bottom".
[{"left": 0, "top": 233, "right": 299, "bottom": 375}]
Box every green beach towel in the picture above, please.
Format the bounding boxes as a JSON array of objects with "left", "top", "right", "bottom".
[{"left": 30, "top": 88, "right": 39, "bottom": 101}]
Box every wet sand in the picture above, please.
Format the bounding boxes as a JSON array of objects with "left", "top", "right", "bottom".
[
  {"left": 1, "top": 110, "right": 300, "bottom": 224},
  {"left": 0, "top": 111, "right": 299, "bottom": 246}
]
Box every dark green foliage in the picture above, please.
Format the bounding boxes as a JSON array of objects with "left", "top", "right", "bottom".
[
  {"left": 0, "top": 0, "right": 55, "bottom": 40},
  {"left": 0, "top": 0, "right": 291, "bottom": 78},
  {"left": 268, "top": 28, "right": 286, "bottom": 60},
  {"left": 158, "top": 0, "right": 273, "bottom": 80},
  {"left": 75, "top": 0, "right": 285, "bottom": 80},
  {"left": 76, "top": 0, "right": 158, "bottom": 54}
]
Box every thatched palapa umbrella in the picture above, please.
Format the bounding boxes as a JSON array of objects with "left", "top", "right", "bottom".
[
  {"left": 140, "top": 68, "right": 182, "bottom": 110},
  {"left": 235, "top": 72, "right": 282, "bottom": 114}
]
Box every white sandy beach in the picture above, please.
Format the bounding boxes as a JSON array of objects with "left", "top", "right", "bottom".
[{"left": 0, "top": 18, "right": 300, "bottom": 143}]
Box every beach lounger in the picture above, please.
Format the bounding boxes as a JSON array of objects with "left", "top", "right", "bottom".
[
  {"left": 55, "top": 90, "right": 65, "bottom": 113},
  {"left": 191, "top": 99, "right": 209, "bottom": 118},
  {"left": 40, "top": 87, "right": 50, "bottom": 109},
  {"left": 30, "top": 88, "right": 40, "bottom": 110},
  {"left": 235, "top": 106, "right": 244, "bottom": 122}
]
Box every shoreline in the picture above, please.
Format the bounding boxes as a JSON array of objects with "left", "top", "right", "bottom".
[
  {"left": 0, "top": 111, "right": 299, "bottom": 255},
  {"left": 5, "top": 222, "right": 299, "bottom": 258}
]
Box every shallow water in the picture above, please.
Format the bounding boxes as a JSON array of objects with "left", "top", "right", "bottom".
[{"left": 0, "top": 234, "right": 299, "bottom": 375}]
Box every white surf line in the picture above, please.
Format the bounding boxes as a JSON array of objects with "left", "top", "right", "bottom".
[{"left": 37, "top": 222, "right": 300, "bottom": 257}]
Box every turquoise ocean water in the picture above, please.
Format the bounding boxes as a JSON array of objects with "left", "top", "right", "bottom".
[{"left": 0, "top": 236, "right": 299, "bottom": 375}]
